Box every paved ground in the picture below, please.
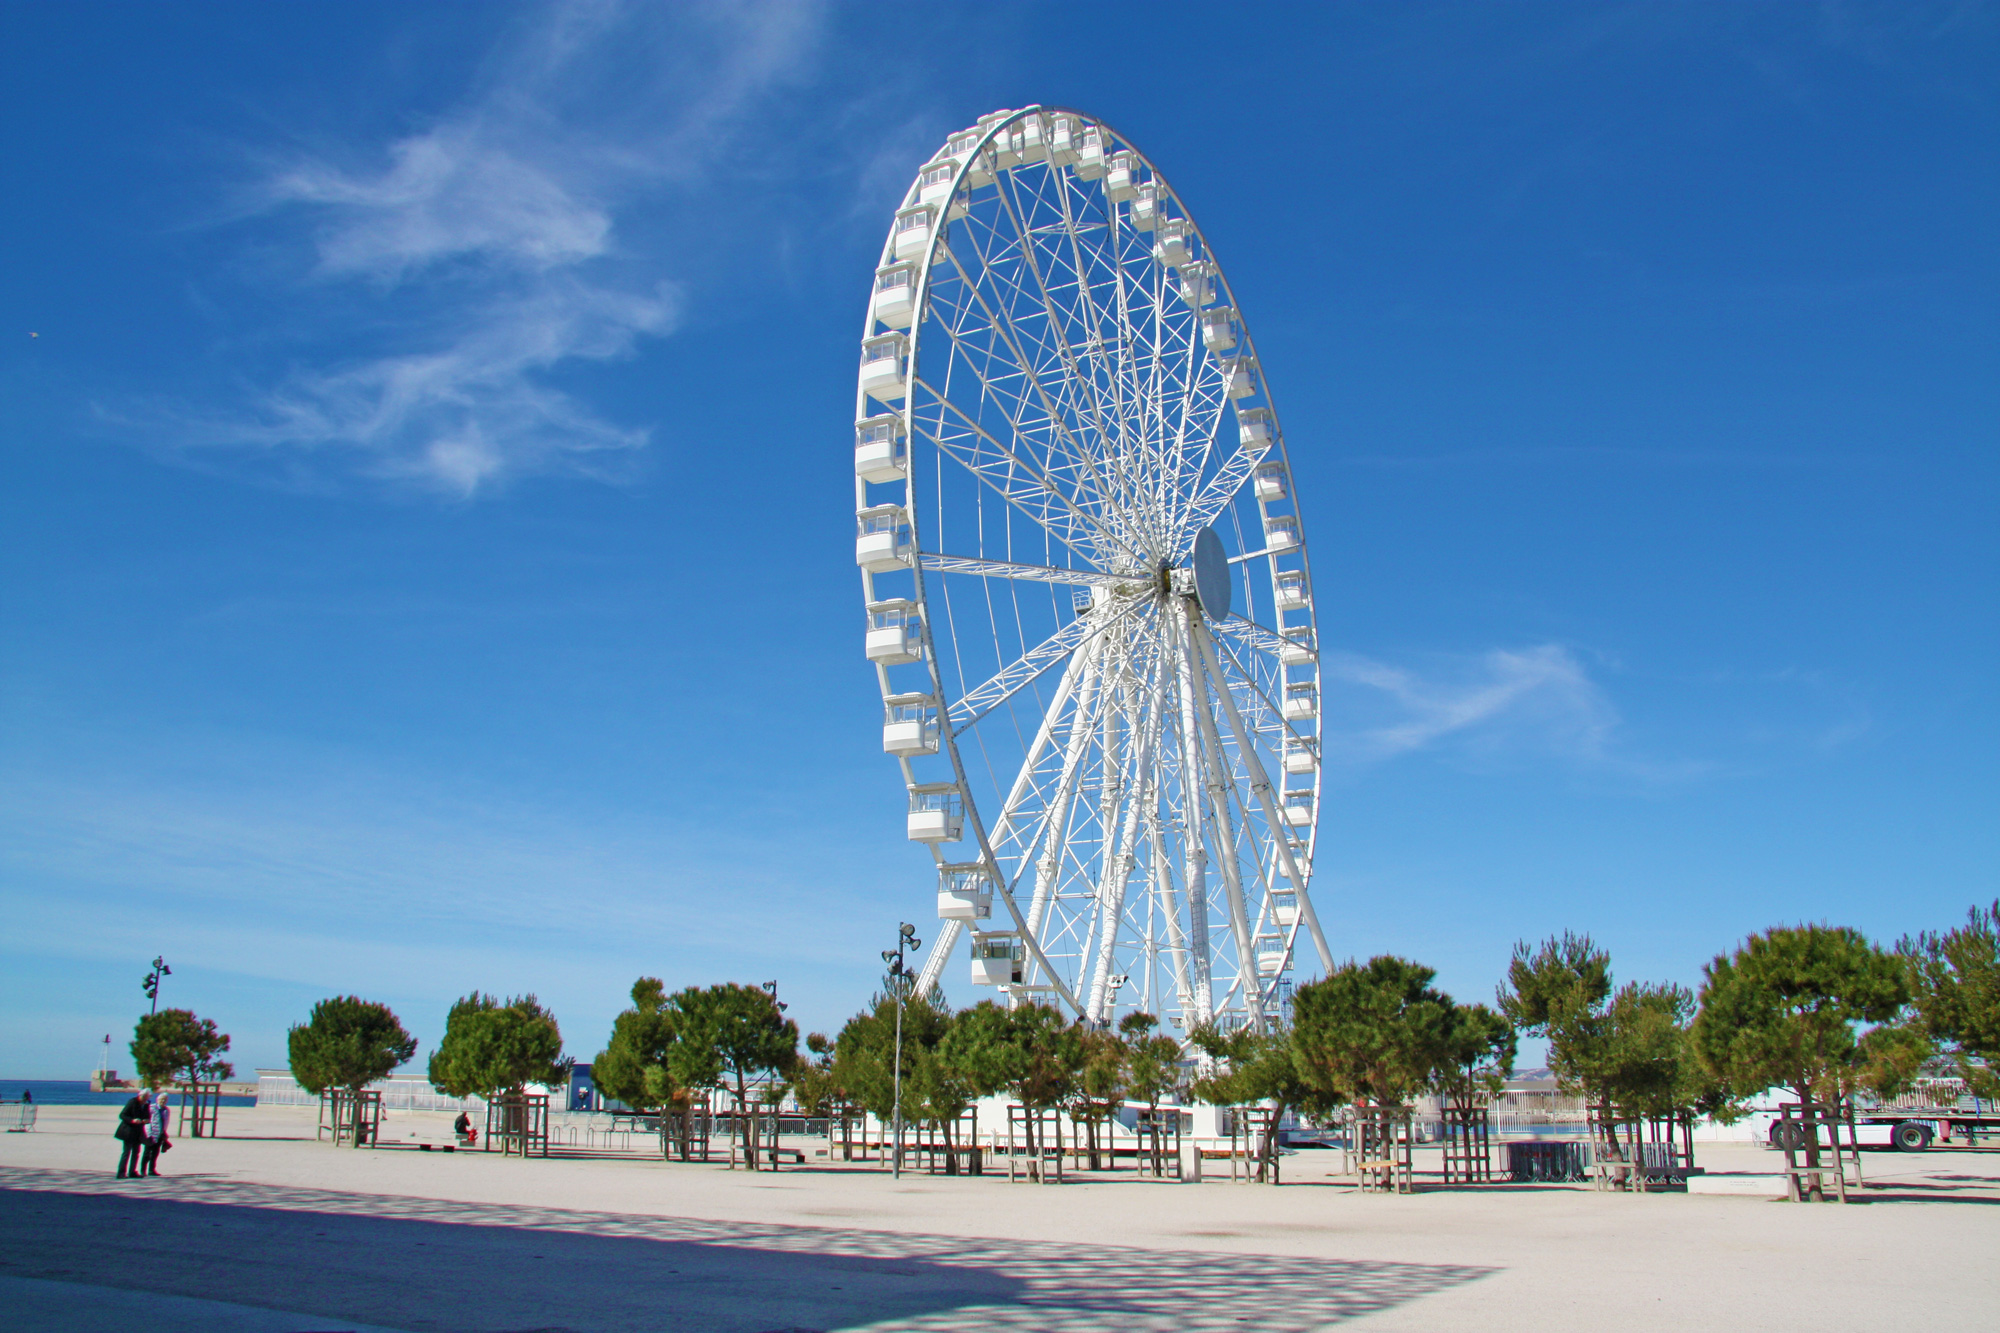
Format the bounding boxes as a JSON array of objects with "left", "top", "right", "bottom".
[{"left": 4, "top": 1105, "right": 1996, "bottom": 1331}]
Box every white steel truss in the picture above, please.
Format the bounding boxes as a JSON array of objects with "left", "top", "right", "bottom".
[{"left": 856, "top": 107, "right": 1327, "bottom": 1033}]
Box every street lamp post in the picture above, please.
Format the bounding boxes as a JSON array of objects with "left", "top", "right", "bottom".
[
  {"left": 142, "top": 957, "right": 171, "bottom": 1015},
  {"left": 880, "top": 922, "right": 921, "bottom": 1179}
]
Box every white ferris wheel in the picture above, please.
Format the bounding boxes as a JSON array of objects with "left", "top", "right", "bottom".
[{"left": 853, "top": 106, "right": 1333, "bottom": 1033}]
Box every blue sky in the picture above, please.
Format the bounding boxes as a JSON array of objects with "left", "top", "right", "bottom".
[{"left": 2, "top": 1, "right": 1994, "bottom": 1078}]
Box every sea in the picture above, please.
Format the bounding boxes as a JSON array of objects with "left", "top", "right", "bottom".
[{"left": 1, "top": 1080, "right": 257, "bottom": 1107}]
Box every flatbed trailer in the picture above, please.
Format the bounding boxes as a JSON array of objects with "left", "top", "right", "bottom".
[{"left": 1753, "top": 1101, "right": 1999, "bottom": 1151}]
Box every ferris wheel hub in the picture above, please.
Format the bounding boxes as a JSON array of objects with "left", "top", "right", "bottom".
[{"left": 1191, "top": 526, "right": 1231, "bottom": 621}]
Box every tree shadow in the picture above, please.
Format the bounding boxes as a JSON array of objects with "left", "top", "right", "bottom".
[{"left": 0, "top": 1166, "right": 1491, "bottom": 1331}]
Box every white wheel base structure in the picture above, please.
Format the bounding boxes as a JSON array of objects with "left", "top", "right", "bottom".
[{"left": 853, "top": 106, "right": 1332, "bottom": 1033}]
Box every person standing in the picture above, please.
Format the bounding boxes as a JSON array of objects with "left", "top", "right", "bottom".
[
  {"left": 115, "top": 1089, "right": 151, "bottom": 1178},
  {"left": 140, "top": 1090, "right": 172, "bottom": 1176}
]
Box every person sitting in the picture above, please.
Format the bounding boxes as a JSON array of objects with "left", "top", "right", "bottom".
[{"left": 453, "top": 1111, "right": 476, "bottom": 1146}]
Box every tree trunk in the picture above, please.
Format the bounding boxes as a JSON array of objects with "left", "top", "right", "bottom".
[{"left": 1796, "top": 1082, "right": 1821, "bottom": 1201}]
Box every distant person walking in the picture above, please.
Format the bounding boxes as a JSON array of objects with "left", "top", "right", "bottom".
[
  {"left": 140, "top": 1090, "right": 172, "bottom": 1176},
  {"left": 115, "top": 1089, "right": 151, "bottom": 1178}
]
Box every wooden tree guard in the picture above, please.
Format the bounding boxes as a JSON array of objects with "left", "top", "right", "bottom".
[
  {"left": 487, "top": 1093, "right": 549, "bottom": 1158},
  {"left": 1777, "top": 1101, "right": 1862, "bottom": 1202},
  {"left": 1351, "top": 1104, "right": 1414, "bottom": 1193},
  {"left": 1440, "top": 1099, "right": 1494, "bottom": 1185},
  {"left": 1005, "top": 1104, "right": 1064, "bottom": 1183},
  {"left": 910, "top": 1108, "right": 980, "bottom": 1174},
  {"left": 660, "top": 1096, "right": 712, "bottom": 1162},
  {"left": 1588, "top": 1107, "right": 1641, "bottom": 1191},
  {"left": 323, "top": 1088, "right": 383, "bottom": 1147},
  {"left": 823, "top": 1101, "right": 862, "bottom": 1162},
  {"left": 1226, "top": 1105, "right": 1282, "bottom": 1183},
  {"left": 177, "top": 1082, "right": 223, "bottom": 1139},
  {"left": 1134, "top": 1106, "right": 1183, "bottom": 1179}
]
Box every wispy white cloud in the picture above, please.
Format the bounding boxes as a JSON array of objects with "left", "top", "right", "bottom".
[
  {"left": 174, "top": 0, "right": 828, "bottom": 497},
  {"left": 1320, "top": 643, "right": 1624, "bottom": 766}
]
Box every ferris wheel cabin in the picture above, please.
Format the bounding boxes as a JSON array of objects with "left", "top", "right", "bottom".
[
  {"left": 906, "top": 783, "right": 964, "bottom": 843},
  {"left": 859, "top": 334, "right": 908, "bottom": 403},
  {"left": 865, "top": 599, "right": 923, "bottom": 665},
  {"left": 882, "top": 693, "right": 939, "bottom": 757},
  {"left": 937, "top": 863, "right": 994, "bottom": 922},
  {"left": 855, "top": 504, "right": 914, "bottom": 571},
  {"left": 969, "top": 933, "right": 1025, "bottom": 986},
  {"left": 854, "top": 414, "right": 908, "bottom": 483}
]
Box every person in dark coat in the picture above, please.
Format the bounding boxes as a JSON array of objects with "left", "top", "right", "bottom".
[{"left": 115, "top": 1089, "right": 151, "bottom": 1178}]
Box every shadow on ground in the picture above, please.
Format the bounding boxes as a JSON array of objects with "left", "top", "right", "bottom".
[{"left": 1, "top": 1167, "right": 1490, "bottom": 1331}]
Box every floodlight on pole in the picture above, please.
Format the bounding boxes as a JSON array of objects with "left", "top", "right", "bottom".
[{"left": 886, "top": 922, "right": 921, "bottom": 1179}]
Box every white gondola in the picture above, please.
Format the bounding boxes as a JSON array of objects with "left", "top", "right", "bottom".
[
  {"left": 1283, "top": 736, "right": 1318, "bottom": 774},
  {"left": 1283, "top": 681, "right": 1318, "bottom": 722},
  {"left": 870, "top": 263, "right": 917, "bottom": 329},
  {"left": 969, "top": 932, "right": 1025, "bottom": 986},
  {"left": 883, "top": 693, "right": 939, "bottom": 756},
  {"left": 1012, "top": 114, "right": 1047, "bottom": 164},
  {"left": 1074, "top": 125, "right": 1106, "bottom": 180},
  {"left": 1255, "top": 936, "right": 1289, "bottom": 976},
  {"left": 1282, "top": 789, "right": 1315, "bottom": 827},
  {"left": 1153, "top": 218, "right": 1190, "bottom": 268},
  {"left": 1047, "top": 114, "right": 1080, "bottom": 166},
  {"left": 1271, "top": 892, "right": 1300, "bottom": 928},
  {"left": 1218, "top": 355, "right": 1257, "bottom": 400},
  {"left": 907, "top": 783, "right": 964, "bottom": 842},
  {"left": 855, "top": 414, "right": 908, "bottom": 483},
  {"left": 856, "top": 504, "right": 914, "bottom": 571},
  {"left": 937, "top": 863, "right": 994, "bottom": 922},
  {"left": 1279, "top": 625, "right": 1315, "bottom": 666},
  {"left": 859, "top": 334, "right": 908, "bottom": 403},
  {"left": 1275, "top": 570, "right": 1311, "bottom": 610},
  {"left": 1130, "top": 182, "right": 1159, "bottom": 230},
  {"left": 1264, "top": 515, "right": 1300, "bottom": 550},
  {"left": 917, "top": 161, "right": 957, "bottom": 209},
  {"left": 865, "top": 599, "right": 923, "bottom": 665},
  {"left": 1201, "top": 308, "right": 1237, "bottom": 352},
  {"left": 1254, "top": 461, "right": 1288, "bottom": 502},
  {"left": 892, "top": 205, "right": 936, "bottom": 262},
  {"left": 1105, "top": 152, "right": 1140, "bottom": 202},
  {"left": 1238, "top": 406, "right": 1274, "bottom": 449},
  {"left": 1178, "top": 260, "right": 1215, "bottom": 308}
]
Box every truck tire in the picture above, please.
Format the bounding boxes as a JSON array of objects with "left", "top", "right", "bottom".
[
  {"left": 1770, "top": 1121, "right": 1806, "bottom": 1150},
  {"left": 1892, "top": 1122, "right": 1933, "bottom": 1152}
]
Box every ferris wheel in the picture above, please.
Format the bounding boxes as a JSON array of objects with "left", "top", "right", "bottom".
[{"left": 853, "top": 106, "right": 1333, "bottom": 1032}]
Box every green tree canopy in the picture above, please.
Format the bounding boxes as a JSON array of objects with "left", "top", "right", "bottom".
[
  {"left": 1497, "top": 932, "right": 1613, "bottom": 1099},
  {"left": 1901, "top": 900, "right": 2000, "bottom": 1098},
  {"left": 1692, "top": 924, "right": 1909, "bottom": 1106},
  {"left": 1188, "top": 1019, "right": 1315, "bottom": 1183},
  {"left": 427, "top": 993, "right": 571, "bottom": 1099},
  {"left": 790, "top": 1031, "right": 847, "bottom": 1118},
  {"left": 1433, "top": 1001, "right": 1518, "bottom": 1104},
  {"left": 833, "top": 989, "right": 955, "bottom": 1126},
  {"left": 1119, "top": 1012, "right": 1185, "bottom": 1112},
  {"left": 937, "top": 1000, "right": 1083, "bottom": 1110},
  {"left": 132, "top": 1009, "right": 233, "bottom": 1088},
  {"left": 592, "top": 977, "right": 680, "bottom": 1112},
  {"left": 286, "top": 996, "right": 417, "bottom": 1096},
  {"left": 1291, "top": 955, "right": 1455, "bottom": 1107},
  {"left": 672, "top": 983, "right": 798, "bottom": 1169}
]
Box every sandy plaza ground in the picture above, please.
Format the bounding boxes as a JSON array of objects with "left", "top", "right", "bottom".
[{"left": 3, "top": 1103, "right": 1997, "bottom": 1332}]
